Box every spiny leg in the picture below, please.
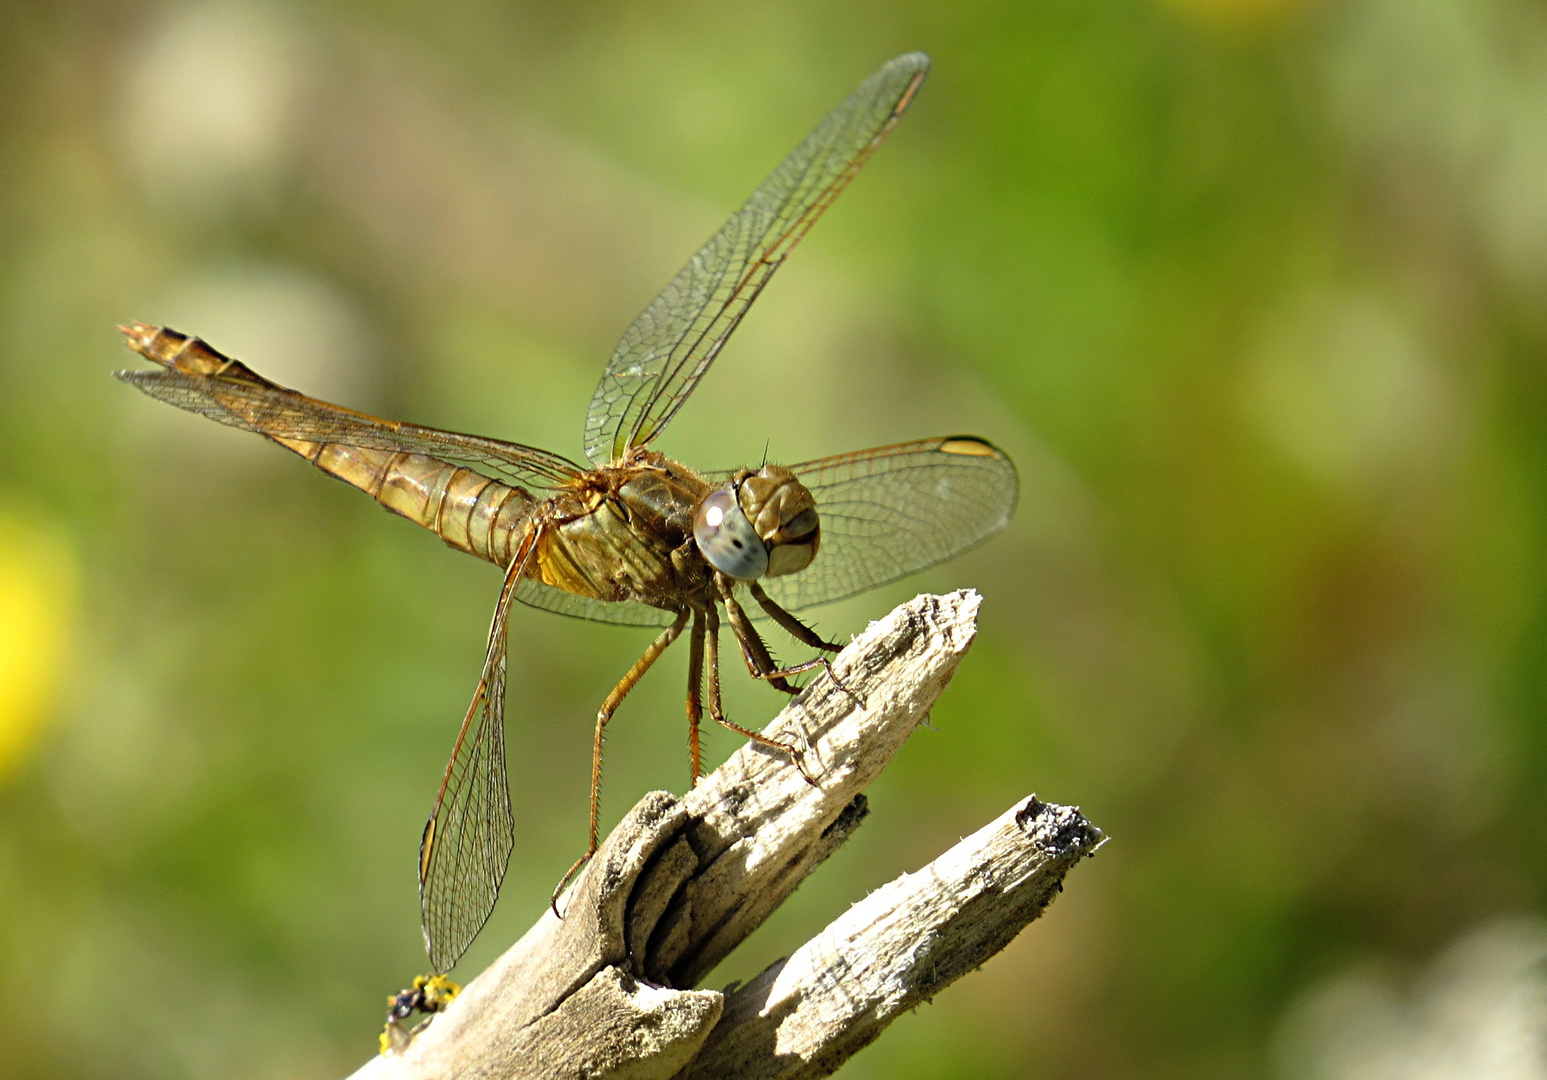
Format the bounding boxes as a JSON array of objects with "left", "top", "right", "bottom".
[
  {"left": 707, "top": 603, "right": 723, "bottom": 731},
  {"left": 708, "top": 601, "right": 817, "bottom": 785},
  {"left": 687, "top": 609, "right": 706, "bottom": 786},
  {"left": 718, "top": 582, "right": 800, "bottom": 693},
  {"left": 749, "top": 580, "right": 858, "bottom": 702},
  {"left": 720, "top": 582, "right": 839, "bottom": 690},
  {"left": 749, "top": 581, "right": 843, "bottom": 652},
  {"left": 552, "top": 609, "right": 688, "bottom": 914}
]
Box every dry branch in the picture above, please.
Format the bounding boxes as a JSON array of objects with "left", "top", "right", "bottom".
[{"left": 348, "top": 590, "right": 1103, "bottom": 1080}]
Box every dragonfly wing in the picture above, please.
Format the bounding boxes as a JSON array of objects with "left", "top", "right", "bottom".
[
  {"left": 759, "top": 436, "right": 1018, "bottom": 612},
  {"left": 417, "top": 539, "right": 531, "bottom": 973},
  {"left": 583, "top": 52, "right": 930, "bottom": 464},
  {"left": 515, "top": 578, "right": 679, "bottom": 627},
  {"left": 117, "top": 327, "right": 583, "bottom": 491}
]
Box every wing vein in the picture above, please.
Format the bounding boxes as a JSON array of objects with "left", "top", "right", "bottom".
[{"left": 584, "top": 53, "right": 931, "bottom": 464}]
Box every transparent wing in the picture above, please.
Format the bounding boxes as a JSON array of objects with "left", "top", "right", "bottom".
[
  {"left": 417, "top": 539, "right": 531, "bottom": 973},
  {"left": 514, "top": 577, "right": 678, "bottom": 627},
  {"left": 759, "top": 437, "right": 1018, "bottom": 612},
  {"left": 139, "top": 362, "right": 674, "bottom": 626},
  {"left": 117, "top": 368, "right": 583, "bottom": 492},
  {"left": 584, "top": 52, "right": 930, "bottom": 464}
]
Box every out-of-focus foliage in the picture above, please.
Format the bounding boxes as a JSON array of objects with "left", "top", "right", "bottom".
[{"left": 4, "top": 1, "right": 1547, "bottom": 1077}]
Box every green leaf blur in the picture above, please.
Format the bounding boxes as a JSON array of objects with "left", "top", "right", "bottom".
[{"left": 3, "top": 1, "right": 1546, "bottom": 1077}]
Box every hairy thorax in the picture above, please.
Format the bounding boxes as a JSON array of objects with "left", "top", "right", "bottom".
[{"left": 534, "top": 451, "right": 715, "bottom": 610}]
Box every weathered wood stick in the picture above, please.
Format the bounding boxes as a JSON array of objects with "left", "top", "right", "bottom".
[
  {"left": 679, "top": 795, "right": 1103, "bottom": 1079},
  {"left": 348, "top": 590, "right": 1102, "bottom": 1080}
]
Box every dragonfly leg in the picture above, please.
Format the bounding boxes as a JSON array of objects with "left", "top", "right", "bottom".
[
  {"left": 707, "top": 603, "right": 723, "bottom": 728},
  {"left": 709, "top": 601, "right": 818, "bottom": 786},
  {"left": 715, "top": 577, "right": 798, "bottom": 690},
  {"left": 552, "top": 609, "right": 689, "bottom": 916},
  {"left": 719, "top": 586, "right": 799, "bottom": 693},
  {"left": 746, "top": 582, "right": 861, "bottom": 704},
  {"left": 720, "top": 579, "right": 850, "bottom": 700},
  {"left": 748, "top": 581, "right": 844, "bottom": 652},
  {"left": 687, "top": 610, "right": 706, "bottom": 786}
]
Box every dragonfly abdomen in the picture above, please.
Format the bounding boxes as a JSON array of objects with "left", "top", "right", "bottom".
[
  {"left": 119, "top": 324, "right": 537, "bottom": 569},
  {"left": 286, "top": 440, "right": 534, "bottom": 566}
]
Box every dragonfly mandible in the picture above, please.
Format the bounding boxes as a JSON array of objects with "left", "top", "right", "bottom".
[{"left": 117, "top": 51, "right": 1017, "bottom": 973}]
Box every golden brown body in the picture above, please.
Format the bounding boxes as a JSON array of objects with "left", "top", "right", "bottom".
[
  {"left": 130, "top": 326, "right": 721, "bottom": 616},
  {"left": 134, "top": 327, "right": 537, "bottom": 568},
  {"left": 534, "top": 460, "right": 714, "bottom": 610}
]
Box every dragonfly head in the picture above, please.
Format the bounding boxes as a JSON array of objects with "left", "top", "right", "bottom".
[{"left": 694, "top": 466, "right": 820, "bottom": 580}]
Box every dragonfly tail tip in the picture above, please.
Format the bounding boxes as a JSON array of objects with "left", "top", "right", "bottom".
[{"left": 118, "top": 322, "right": 158, "bottom": 351}]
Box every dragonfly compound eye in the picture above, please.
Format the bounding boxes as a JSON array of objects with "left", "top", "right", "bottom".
[
  {"left": 736, "top": 466, "right": 821, "bottom": 578},
  {"left": 694, "top": 485, "right": 770, "bottom": 579}
]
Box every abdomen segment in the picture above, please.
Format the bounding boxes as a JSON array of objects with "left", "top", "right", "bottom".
[{"left": 119, "top": 324, "right": 534, "bottom": 567}]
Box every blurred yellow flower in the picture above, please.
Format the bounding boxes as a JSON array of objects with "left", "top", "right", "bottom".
[{"left": 0, "top": 512, "right": 76, "bottom": 780}]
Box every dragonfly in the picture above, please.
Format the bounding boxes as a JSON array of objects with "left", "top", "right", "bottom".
[{"left": 116, "top": 51, "right": 1017, "bottom": 973}]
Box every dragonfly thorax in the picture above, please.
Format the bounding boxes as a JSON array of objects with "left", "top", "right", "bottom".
[{"left": 693, "top": 465, "right": 820, "bottom": 581}]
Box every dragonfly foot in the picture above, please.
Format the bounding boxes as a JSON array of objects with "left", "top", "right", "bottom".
[
  {"left": 787, "top": 727, "right": 822, "bottom": 787},
  {"left": 551, "top": 851, "right": 594, "bottom": 918},
  {"left": 815, "top": 656, "right": 865, "bottom": 708}
]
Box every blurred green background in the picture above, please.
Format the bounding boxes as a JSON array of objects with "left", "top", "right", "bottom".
[{"left": 5, "top": 0, "right": 1547, "bottom": 1076}]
